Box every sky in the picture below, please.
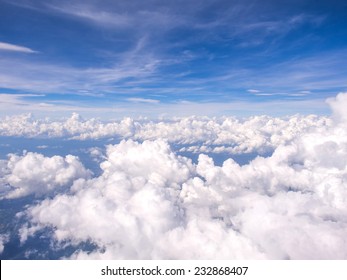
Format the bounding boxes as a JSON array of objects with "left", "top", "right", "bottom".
[
  {"left": 1, "top": 1, "right": 347, "bottom": 260},
  {"left": 0, "top": 0, "right": 347, "bottom": 117}
]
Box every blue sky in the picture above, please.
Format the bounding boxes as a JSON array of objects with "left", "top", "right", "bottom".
[{"left": 0, "top": 0, "right": 347, "bottom": 117}]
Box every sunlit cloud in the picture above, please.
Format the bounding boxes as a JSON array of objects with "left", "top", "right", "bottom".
[{"left": 0, "top": 93, "right": 344, "bottom": 259}]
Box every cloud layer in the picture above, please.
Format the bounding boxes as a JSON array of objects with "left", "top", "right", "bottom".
[
  {"left": 0, "top": 112, "right": 331, "bottom": 155},
  {"left": 19, "top": 131, "right": 347, "bottom": 259},
  {"left": 1, "top": 93, "right": 347, "bottom": 259}
]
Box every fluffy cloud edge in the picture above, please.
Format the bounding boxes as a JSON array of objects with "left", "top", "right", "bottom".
[
  {"left": 0, "top": 152, "right": 92, "bottom": 199},
  {"left": 0, "top": 112, "right": 332, "bottom": 155},
  {"left": 2, "top": 92, "right": 347, "bottom": 259}
]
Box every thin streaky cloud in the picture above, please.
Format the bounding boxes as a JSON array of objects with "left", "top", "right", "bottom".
[
  {"left": 127, "top": 98, "right": 160, "bottom": 104},
  {"left": 0, "top": 42, "right": 37, "bottom": 53},
  {"left": 0, "top": 93, "right": 330, "bottom": 119},
  {"left": 47, "top": 4, "right": 132, "bottom": 28},
  {"left": 254, "top": 93, "right": 274, "bottom": 96},
  {"left": 0, "top": 0, "right": 345, "bottom": 116},
  {"left": 247, "top": 89, "right": 260, "bottom": 93}
]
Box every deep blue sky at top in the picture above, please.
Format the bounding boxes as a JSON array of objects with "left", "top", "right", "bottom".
[{"left": 0, "top": 0, "right": 346, "bottom": 117}]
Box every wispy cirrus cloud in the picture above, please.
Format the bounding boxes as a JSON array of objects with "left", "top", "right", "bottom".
[
  {"left": 47, "top": 4, "right": 133, "bottom": 28},
  {"left": 0, "top": 92, "right": 330, "bottom": 120},
  {"left": 127, "top": 98, "right": 160, "bottom": 104},
  {"left": 7, "top": 0, "right": 325, "bottom": 44},
  {"left": 0, "top": 36, "right": 163, "bottom": 94},
  {"left": 1, "top": 47, "right": 345, "bottom": 107},
  {"left": 0, "top": 42, "right": 37, "bottom": 53},
  {"left": 246, "top": 49, "right": 347, "bottom": 93},
  {"left": 247, "top": 89, "right": 260, "bottom": 93},
  {"left": 1, "top": 0, "right": 346, "bottom": 116}
]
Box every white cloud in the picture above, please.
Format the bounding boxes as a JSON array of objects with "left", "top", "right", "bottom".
[
  {"left": 0, "top": 234, "right": 10, "bottom": 254},
  {"left": 247, "top": 89, "right": 260, "bottom": 93},
  {"left": 3, "top": 92, "right": 347, "bottom": 259},
  {"left": 20, "top": 140, "right": 196, "bottom": 258},
  {"left": 127, "top": 98, "right": 160, "bottom": 104},
  {"left": 0, "top": 92, "right": 330, "bottom": 119},
  {"left": 19, "top": 135, "right": 347, "bottom": 259},
  {"left": 327, "top": 92, "right": 347, "bottom": 124},
  {"left": 0, "top": 42, "right": 37, "bottom": 53},
  {"left": 1, "top": 2, "right": 344, "bottom": 103},
  {"left": 48, "top": 4, "right": 132, "bottom": 28},
  {"left": 15, "top": 91, "right": 347, "bottom": 259},
  {"left": 0, "top": 112, "right": 331, "bottom": 155},
  {"left": 0, "top": 36, "right": 162, "bottom": 96},
  {"left": 0, "top": 152, "right": 91, "bottom": 199}
]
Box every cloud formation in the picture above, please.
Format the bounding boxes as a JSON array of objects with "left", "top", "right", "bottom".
[
  {"left": 19, "top": 140, "right": 196, "bottom": 258},
  {"left": 0, "top": 152, "right": 91, "bottom": 199},
  {"left": 2, "top": 0, "right": 346, "bottom": 105},
  {"left": 10, "top": 93, "right": 347, "bottom": 259},
  {"left": 1, "top": 93, "right": 346, "bottom": 259},
  {"left": 0, "top": 112, "right": 331, "bottom": 155},
  {"left": 0, "top": 42, "right": 37, "bottom": 53},
  {"left": 0, "top": 234, "right": 9, "bottom": 254},
  {"left": 127, "top": 98, "right": 160, "bottom": 104}
]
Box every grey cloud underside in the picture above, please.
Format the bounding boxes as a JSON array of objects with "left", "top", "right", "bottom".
[{"left": 1, "top": 93, "right": 347, "bottom": 259}]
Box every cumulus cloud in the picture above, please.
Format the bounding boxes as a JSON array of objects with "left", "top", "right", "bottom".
[
  {"left": 20, "top": 140, "right": 195, "bottom": 258},
  {"left": 0, "top": 152, "right": 91, "bottom": 199},
  {"left": 15, "top": 92, "right": 347, "bottom": 259},
  {"left": 0, "top": 112, "right": 331, "bottom": 155},
  {"left": 3, "top": 92, "right": 347, "bottom": 259},
  {"left": 327, "top": 92, "right": 347, "bottom": 124}
]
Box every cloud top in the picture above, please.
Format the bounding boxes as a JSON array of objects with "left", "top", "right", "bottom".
[
  {"left": 1, "top": 152, "right": 91, "bottom": 199},
  {"left": 17, "top": 127, "right": 347, "bottom": 259},
  {"left": 1, "top": 93, "right": 347, "bottom": 259},
  {"left": 0, "top": 112, "right": 331, "bottom": 155}
]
